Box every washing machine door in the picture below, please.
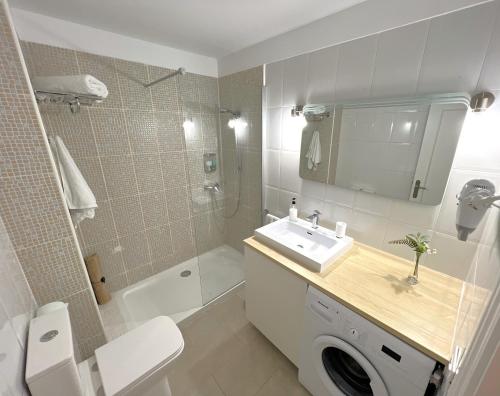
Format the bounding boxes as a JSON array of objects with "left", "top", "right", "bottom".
[{"left": 312, "top": 335, "right": 389, "bottom": 396}]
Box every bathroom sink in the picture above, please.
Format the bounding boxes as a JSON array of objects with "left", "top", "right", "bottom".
[{"left": 254, "top": 217, "right": 353, "bottom": 272}]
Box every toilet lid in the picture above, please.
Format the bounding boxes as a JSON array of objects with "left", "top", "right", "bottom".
[{"left": 95, "top": 316, "right": 184, "bottom": 396}]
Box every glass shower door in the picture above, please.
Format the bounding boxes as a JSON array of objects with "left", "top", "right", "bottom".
[{"left": 184, "top": 67, "right": 263, "bottom": 306}]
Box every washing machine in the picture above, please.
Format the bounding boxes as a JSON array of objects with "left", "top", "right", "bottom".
[{"left": 299, "top": 286, "right": 437, "bottom": 396}]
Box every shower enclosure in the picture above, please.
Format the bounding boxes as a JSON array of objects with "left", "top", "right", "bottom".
[
  {"left": 107, "top": 66, "right": 264, "bottom": 330},
  {"left": 20, "top": 37, "right": 263, "bottom": 335}
]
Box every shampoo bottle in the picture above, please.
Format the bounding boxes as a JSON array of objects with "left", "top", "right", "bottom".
[{"left": 289, "top": 197, "right": 298, "bottom": 222}]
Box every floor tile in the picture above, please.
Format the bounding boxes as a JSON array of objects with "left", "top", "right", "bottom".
[
  {"left": 211, "top": 329, "right": 286, "bottom": 396},
  {"left": 169, "top": 286, "right": 311, "bottom": 395},
  {"left": 255, "top": 359, "right": 310, "bottom": 396}
]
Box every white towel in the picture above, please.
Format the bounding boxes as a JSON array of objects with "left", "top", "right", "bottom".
[
  {"left": 49, "top": 136, "right": 97, "bottom": 227},
  {"left": 303, "top": 104, "right": 327, "bottom": 115},
  {"left": 305, "top": 130, "right": 321, "bottom": 171},
  {"left": 33, "top": 74, "right": 108, "bottom": 99}
]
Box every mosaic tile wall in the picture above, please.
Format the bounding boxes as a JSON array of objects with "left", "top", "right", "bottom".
[
  {"left": 219, "top": 67, "right": 263, "bottom": 252},
  {"left": 20, "top": 41, "right": 226, "bottom": 292},
  {"left": 0, "top": 1, "right": 105, "bottom": 360}
]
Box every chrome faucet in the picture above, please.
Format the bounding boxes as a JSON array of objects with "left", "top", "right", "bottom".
[{"left": 307, "top": 210, "right": 321, "bottom": 229}]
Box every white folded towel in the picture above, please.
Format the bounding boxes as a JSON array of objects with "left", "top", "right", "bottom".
[
  {"left": 33, "top": 74, "right": 108, "bottom": 99},
  {"left": 303, "top": 104, "right": 327, "bottom": 116},
  {"left": 306, "top": 130, "right": 321, "bottom": 171},
  {"left": 49, "top": 136, "right": 97, "bottom": 227}
]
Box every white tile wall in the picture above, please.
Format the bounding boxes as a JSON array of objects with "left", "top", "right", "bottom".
[
  {"left": 354, "top": 192, "right": 392, "bottom": 217},
  {"left": 265, "top": 107, "right": 282, "bottom": 150},
  {"left": 306, "top": 46, "right": 339, "bottom": 103},
  {"left": 425, "top": 232, "right": 478, "bottom": 279},
  {"left": 452, "top": 99, "right": 500, "bottom": 173},
  {"left": 280, "top": 107, "right": 303, "bottom": 152},
  {"left": 279, "top": 151, "right": 302, "bottom": 192},
  {"left": 265, "top": 61, "right": 284, "bottom": 108},
  {"left": 416, "top": 1, "right": 498, "bottom": 94},
  {"left": 371, "top": 21, "right": 429, "bottom": 98},
  {"left": 282, "top": 54, "right": 308, "bottom": 106},
  {"left": 263, "top": 2, "right": 500, "bottom": 283},
  {"left": 334, "top": 35, "right": 378, "bottom": 100},
  {"left": 301, "top": 179, "right": 327, "bottom": 200},
  {"left": 263, "top": 150, "right": 280, "bottom": 187},
  {"left": 351, "top": 211, "right": 389, "bottom": 248},
  {"left": 478, "top": 13, "right": 500, "bottom": 91},
  {"left": 325, "top": 184, "right": 355, "bottom": 206},
  {"left": 263, "top": 186, "right": 279, "bottom": 215}
]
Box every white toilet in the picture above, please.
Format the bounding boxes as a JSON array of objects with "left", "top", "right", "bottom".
[{"left": 25, "top": 306, "right": 184, "bottom": 396}]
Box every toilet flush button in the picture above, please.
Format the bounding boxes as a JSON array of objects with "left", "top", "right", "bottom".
[
  {"left": 349, "top": 328, "right": 359, "bottom": 340},
  {"left": 40, "top": 330, "right": 59, "bottom": 342}
]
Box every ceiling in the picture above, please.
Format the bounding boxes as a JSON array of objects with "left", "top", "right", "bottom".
[{"left": 10, "top": 0, "right": 367, "bottom": 58}]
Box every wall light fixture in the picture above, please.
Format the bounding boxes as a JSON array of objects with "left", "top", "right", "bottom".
[{"left": 470, "top": 91, "right": 495, "bottom": 112}]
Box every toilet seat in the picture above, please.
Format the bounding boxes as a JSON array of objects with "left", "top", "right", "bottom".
[{"left": 95, "top": 316, "right": 184, "bottom": 396}]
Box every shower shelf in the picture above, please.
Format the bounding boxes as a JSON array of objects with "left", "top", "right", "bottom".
[{"left": 34, "top": 90, "right": 104, "bottom": 113}]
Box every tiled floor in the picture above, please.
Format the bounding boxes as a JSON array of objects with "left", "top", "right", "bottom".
[{"left": 167, "top": 285, "right": 311, "bottom": 396}]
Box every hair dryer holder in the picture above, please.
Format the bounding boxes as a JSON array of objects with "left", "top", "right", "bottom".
[{"left": 456, "top": 179, "right": 499, "bottom": 241}]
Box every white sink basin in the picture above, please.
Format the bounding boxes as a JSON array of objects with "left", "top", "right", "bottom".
[{"left": 254, "top": 217, "right": 353, "bottom": 272}]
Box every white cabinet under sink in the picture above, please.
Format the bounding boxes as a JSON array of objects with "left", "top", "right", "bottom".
[{"left": 244, "top": 246, "right": 307, "bottom": 366}]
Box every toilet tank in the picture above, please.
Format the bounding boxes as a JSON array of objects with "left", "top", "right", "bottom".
[{"left": 25, "top": 306, "right": 84, "bottom": 396}]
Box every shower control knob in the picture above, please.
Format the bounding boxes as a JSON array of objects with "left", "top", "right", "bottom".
[{"left": 349, "top": 328, "right": 359, "bottom": 340}]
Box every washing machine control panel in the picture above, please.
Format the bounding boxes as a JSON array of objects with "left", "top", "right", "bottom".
[
  {"left": 309, "top": 297, "right": 342, "bottom": 328},
  {"left": 309, "top": 293, "right": 369, "bottom": 346}
]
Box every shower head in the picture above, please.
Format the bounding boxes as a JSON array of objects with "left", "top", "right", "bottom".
[{"left": 219, "top": 108, "right": 241, "bottom": 118}]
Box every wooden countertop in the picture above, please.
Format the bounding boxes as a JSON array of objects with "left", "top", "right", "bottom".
[{"left": 244, "top": 236, "right": 484, "bottom": 365}]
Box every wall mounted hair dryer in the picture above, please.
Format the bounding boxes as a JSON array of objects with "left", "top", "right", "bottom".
[{"left": 456, "top": 179, "right": 500, "bottom": 241}]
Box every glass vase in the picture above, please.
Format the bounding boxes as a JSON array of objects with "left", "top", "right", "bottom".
[{"left": 407, "top": 253, "right": 421, "bottom": 285}]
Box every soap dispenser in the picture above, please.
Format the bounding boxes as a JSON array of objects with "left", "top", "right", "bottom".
[{"left": 289, "top": 197, "right": 298, "bottom": 222}]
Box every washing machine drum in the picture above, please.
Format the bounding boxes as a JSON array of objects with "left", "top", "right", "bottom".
[{"left": 313, "top": 336, "right": 389, "bottom": 396}]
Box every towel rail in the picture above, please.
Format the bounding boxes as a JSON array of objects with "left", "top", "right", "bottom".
[{"left": 34, "top": 90, "right": 104, "bottom": 113}]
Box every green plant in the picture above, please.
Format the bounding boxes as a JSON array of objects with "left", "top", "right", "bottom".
[
  {"left": 388, "top": 233, "right": 435, "bottom": 284},
  {"left": 389, "top": 232, "right": 430, "bottom": 257}
]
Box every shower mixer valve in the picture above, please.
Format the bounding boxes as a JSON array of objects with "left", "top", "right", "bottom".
[{"left": 204, "top": 182, "right": 222, "bottom": 193}]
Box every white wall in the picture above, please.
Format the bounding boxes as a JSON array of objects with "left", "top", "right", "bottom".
[
  {"left": 10, "top": 8, "right": 218, "bottom": 77},
  {"left": 263, "top": 0, "right": 500, "bottom": 282},
  {"left": 219, "top": 0, "right": 493, "bottom": 76}
]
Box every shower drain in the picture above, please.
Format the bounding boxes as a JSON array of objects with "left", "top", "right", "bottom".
[{"left": 180, "top": 270, "right": 192, "bottom": 278}]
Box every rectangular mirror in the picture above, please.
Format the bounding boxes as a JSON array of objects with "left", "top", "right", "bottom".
[{"left": 299, "top": 94, "right": 469, "bottom": 205}]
